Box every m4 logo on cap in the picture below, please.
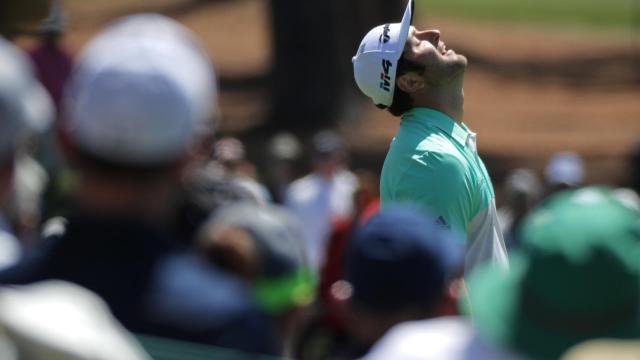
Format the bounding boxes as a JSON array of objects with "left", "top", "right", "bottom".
[
  {"left": 379, "top": 59, "right": 392, "bottom": 91},
  {"left": 379, "top": 24, "right": 391, "bottom": 44}
]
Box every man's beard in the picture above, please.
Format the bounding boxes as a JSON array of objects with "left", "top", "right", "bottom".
[{"left": 425, "top": 56, "right": 467, "bottom": 87}]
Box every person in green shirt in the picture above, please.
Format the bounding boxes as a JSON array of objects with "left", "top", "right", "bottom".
[{"left": 351, "top": 0, "right": 508, "bottom": 272}]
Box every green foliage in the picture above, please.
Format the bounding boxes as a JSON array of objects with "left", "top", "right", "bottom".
[{"left": 417, "top": 0, "right": 636, "bottom": 29}]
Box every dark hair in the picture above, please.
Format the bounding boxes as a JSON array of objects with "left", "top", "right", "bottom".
[
  {"left": 0, "top": 148, "right": 14, "bottom": 169},
  {"left": 378, "top": 56, "right": 425, "bottom": 117}
]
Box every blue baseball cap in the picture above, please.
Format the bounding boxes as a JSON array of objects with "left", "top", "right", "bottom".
[{"left": 345, "top": 205, "right": 464, "bottom": 312}]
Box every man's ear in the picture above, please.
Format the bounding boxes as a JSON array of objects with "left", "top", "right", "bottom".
[{"left": 396, "top": 72, "right": 424, "bottom": 93}]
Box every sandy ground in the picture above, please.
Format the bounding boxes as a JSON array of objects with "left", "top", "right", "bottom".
[{"left": 55, "top": 0, "right": 640, "bottom": 186}]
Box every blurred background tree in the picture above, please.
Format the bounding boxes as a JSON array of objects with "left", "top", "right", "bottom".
[
  {"left": 0, "top": 0, "right": 52, "bottom": 39},
  {"left": 266, "top": 0, "right": 404, "bottom": 133}
]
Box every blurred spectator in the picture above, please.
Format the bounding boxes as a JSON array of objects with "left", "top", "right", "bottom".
[
  {"left": 467, "top": 187, "right": 640, "bottom": 359},
  {"left": 543, "top": 151, "right": 585, "bottom": 197},
  {"left": 5, "top": 154, "right": 49, "bottom": 248},
  {"left": 27, "top": 0, "right": 72, "bottom": 113},
  {"left": 265, "top": 132, "right": 303, "bottom": 204},
  {"left": 213, "top": 136, "right": 271, "bottom": 204},
  {"left": 319, "top": 169, "right": 380, "bottom": 313},
  {"left": 173, "top": 165, "right": 261, "bottom": 246},
  {"left": 295, "top": 205, "right": 464, "bottom": 359},
  {"left": 0, "top": 281, "right": 150, "bottom": 360},
  {"left": 366, "top": 187, "right": 640, "bottom": 360},
  {"left": 27, "top": 1, "right": 73, "bottom": 196},
  {"left": 0, "top": 14, "right": 277, "bottom": 355},
  {"left": 196, "top": 202, "right": 316, "bottom": 355},
  {"left": 0, "top": 37, "right": 53, "bottom": 270},
  {"left": 285, "top": 131, "right": 357, "bottom": 272},
  {"left": 497, "top": 168, "right": 542, "bottom": 249},
  {"left": 282, "top": 169, "right": 380, "bottom": 360},
  {"left": 363, "top": 316, "right": 522, "bottom": 360}
]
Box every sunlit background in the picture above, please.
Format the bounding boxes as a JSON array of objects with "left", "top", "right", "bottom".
[{"left": 11, "top": 0, "right": 640, "bottom": 200}]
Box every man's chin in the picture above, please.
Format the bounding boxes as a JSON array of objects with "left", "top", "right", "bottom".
[
  {"left": 444, "top": 53, "right": 468, "bottom": 70},
  {"left": 456, "top": 54, "right": 468, "bottom": 67}
]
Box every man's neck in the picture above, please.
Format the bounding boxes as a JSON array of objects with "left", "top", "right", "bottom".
[
  {"left": 413, "top": 76, "right": 465, "bottom": 123},
  {"left": 75, "top": 173, "right": 176, "bottom": 222}
]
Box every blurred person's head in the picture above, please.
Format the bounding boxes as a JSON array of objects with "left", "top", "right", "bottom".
[
  {"left": 59, "top": 14, "right": 217, "bottom": 218},
  {"left": 173, "top": 166, "right": 261, "bottom": 244},
  {"left": 311, "top": 131, "right": 348, "bottom": 178},
  {"left": 195, "top": 203, "right": 316, "bottom": 349},
  {"left": 213, "top": 137, "right": 271, "bottom": 203},
  {"left": 37, "top": 0, "right": 68, "bottom": 42},
  {"left": 269, "top": 132, "right": 302, "bottom": 164},
  {"left": 214, "top": 137, "right": 244, "bottom": 161},
  {"left": 352, "top": 0, "right": 467, "bottom": 117},
  {"left": 214, "top": 136, "right": 247, "bottom": 173},
  {"left": 503, "top": 168, "right": 542, "bottom": 215},
  {"left": 267, "top": 132, "right": 302, "bottom": 179},
  {"left": 0, "top": 37, "right": 53, "bottom": 209},
  {"left": 265, "top": 132, "right": 302, "bottom": 203},
  {"left": 5, "top": 156, "right": 49, "bottom": 241},
  {"left": 467, "top": 186, "right": 640, "bottom": 359},
  {"left": 544, "top": 151, "right": 584, "bottom": 195},
  {"left": 331, "top": 205, "right": 464, "bottom": 347}
]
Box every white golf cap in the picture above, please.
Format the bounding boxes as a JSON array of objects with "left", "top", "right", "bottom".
[
  {"left": 0, "top": 37, "right": 54, "bottom": 160},
  {"left": 352, "top": 0, "right": 414, "bottom": 108},
  {"left": 64, "top": 13, "right": 217, "bottom": 166}
]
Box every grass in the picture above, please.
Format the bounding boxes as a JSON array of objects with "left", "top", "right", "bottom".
[
  {"left": 66, "top": 0, "right": 639, "bottom": 30},
  {"left": 417, "top": 0, "right": 639, "bottom": 30}
]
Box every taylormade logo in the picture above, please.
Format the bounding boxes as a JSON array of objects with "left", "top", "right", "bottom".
[
  {"left": 379, "top": 24, "right": 391, "bottom": 43},
  {"left": 379, "top": 59, "right": 392, "bottom": 91}
]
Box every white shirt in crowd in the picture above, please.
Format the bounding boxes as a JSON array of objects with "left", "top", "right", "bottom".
[
  {"left": 363, "top": 316, "right": 524, "bottom": 360},
  {"left": 285, "top": 169, "right": 357, "bottom": 272},
  {"left": 0, "top": 214, "right": 21, "bottom": 271}
]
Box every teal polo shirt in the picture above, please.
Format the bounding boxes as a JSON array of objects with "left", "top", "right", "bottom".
[{"left": 380, "top": 108, "right": 508, "bottom": 270}]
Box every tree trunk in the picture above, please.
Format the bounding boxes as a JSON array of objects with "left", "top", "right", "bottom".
[{"left": 267, "top": 0, "right": 404, "bottom": 133}]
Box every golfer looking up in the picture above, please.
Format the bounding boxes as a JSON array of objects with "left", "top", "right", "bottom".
[{"left": 352, "top": 0, "right": 508, "bottom": 272}]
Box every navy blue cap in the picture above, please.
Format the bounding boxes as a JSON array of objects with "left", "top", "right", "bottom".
[{"left": 345, "top": 205, "right": 464, "bottom": 312}]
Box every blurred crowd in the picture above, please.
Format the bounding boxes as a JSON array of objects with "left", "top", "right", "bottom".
[{"left": 0, "top": 2, "right": 639, "bottom": 360}]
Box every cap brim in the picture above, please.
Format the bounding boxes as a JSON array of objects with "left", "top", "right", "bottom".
[
  {"left": 382, "top": 0, "right": 413, "bottom": 108},
  {"left": 394, "top": 0, "right": 414, "bottom": 61}
]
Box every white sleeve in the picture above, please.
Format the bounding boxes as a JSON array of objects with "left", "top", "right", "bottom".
[{"left": 466, "top": 199, "right": 509, "bottom": 274}]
